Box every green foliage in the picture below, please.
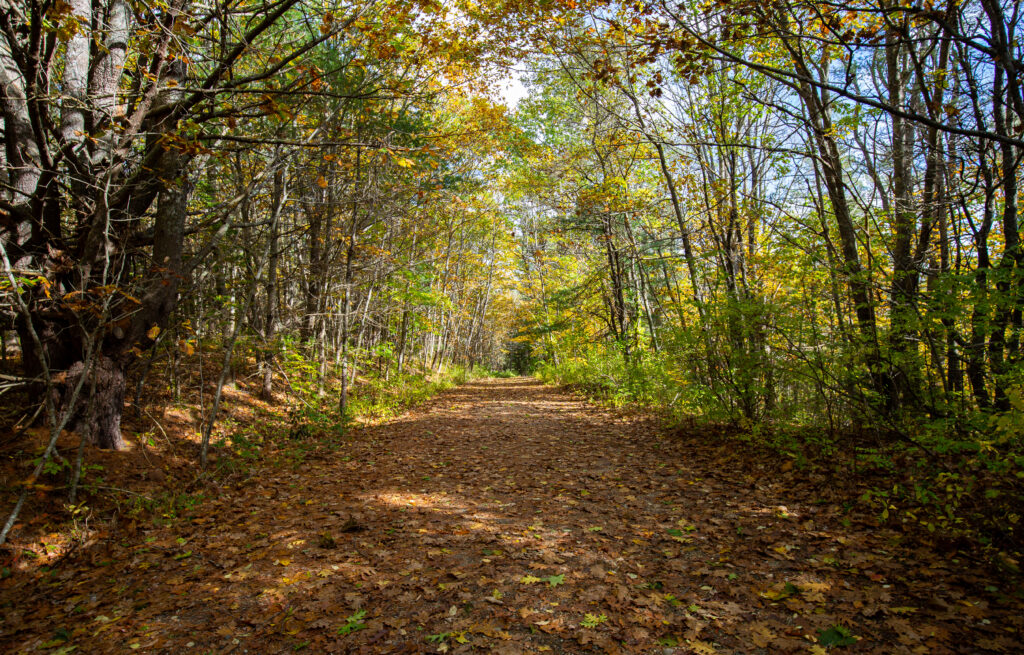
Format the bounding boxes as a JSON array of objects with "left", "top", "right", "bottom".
[
  {"left": 336, "top": 610, "right": 367, "bottom": 636},
  {"left": 279, "top": 338, "right": 322, "bottom": 402},
  {"left": 534, "top": 344, "right": 705, "bottom": 420},
  {"left": 35, "top": 455, "right": 70, "bottom": 477},
  {"left": 425, "top": 632, "right": 451, "bottom": 643},
  {"left": 346, "top": 365, "right": 486, "bottom": 421},
  {"left": 817, "top": 625, "right": 858, "bottom": 647},
  {"left": 543, "top": 573, "right": 565, "bottom": 587},
  {"left": 125, "top": 490, "right": 206, "bottom": 526}
]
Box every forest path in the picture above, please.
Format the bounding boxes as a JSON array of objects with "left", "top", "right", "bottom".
[{"left": 3, "top": 378, "right": 1020, "bottom": 654}]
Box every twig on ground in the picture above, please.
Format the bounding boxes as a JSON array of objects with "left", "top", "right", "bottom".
[{"left": 141, "top": 406, "right": 175, "bottom": 454}]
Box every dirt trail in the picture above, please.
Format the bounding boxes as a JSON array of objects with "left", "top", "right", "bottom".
[{"left": 2, "top": 378, "right": 1020, "bottom": 653}]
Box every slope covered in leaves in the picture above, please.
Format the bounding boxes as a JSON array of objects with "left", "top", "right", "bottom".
[{"left": 2, "top": 378, "right": 1021, "bottom": 653}]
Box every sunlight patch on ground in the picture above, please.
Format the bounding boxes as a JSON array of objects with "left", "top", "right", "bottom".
[{"left": 367, "top": 491, "right": 458, "bottom": 509}]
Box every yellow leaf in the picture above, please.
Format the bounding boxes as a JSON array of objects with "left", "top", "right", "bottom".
[
  {"left": 690, "top": 640, "right": 717, "bottom": 654},
  {"left": 275, "top": 558, "right": 291, "bottom": 566},
  {"left": 750, "top": 622, "right": 775, "bottom": 648},
  {"left": 147, "top": 325, "right": 160, "bottom": 340},
  {"left": 520, "top": 575, "right": 542, "bottom": 584},
  {"left": 316, "top": 175, "right": 328, "bottom": 188}
]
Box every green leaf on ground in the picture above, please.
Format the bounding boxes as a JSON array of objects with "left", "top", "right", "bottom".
[
  {"left": 817, "top": 625, "right": 858, "bottom": 647},
  {"left": 337, "top": 610, "right": 367, "bottom": 636},
  {"left": 544, "top": 573, "right": 565, "bottom": 587}
]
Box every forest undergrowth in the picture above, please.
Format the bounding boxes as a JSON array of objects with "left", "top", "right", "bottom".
[
  {"left": 536, "top": 353, "right": 1024, "bottom": 563},
  {"left": 0, "top": 346, "right": 492, "bottom": 572}
]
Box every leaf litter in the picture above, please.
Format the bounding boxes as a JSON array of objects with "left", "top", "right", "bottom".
[{"left": 2, "top": 377, "right": 1022, "bottom": 653}]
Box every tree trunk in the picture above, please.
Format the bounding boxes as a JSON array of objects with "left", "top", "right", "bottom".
[
  {"left": 260, "top": 164, "right": 285, "bottom": 401},
  {"left": 63, "top": 357, "right": 126, "bottom": 450},
  {"left": 793, "top": 65, "right": 889, "bottom": 404}
]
